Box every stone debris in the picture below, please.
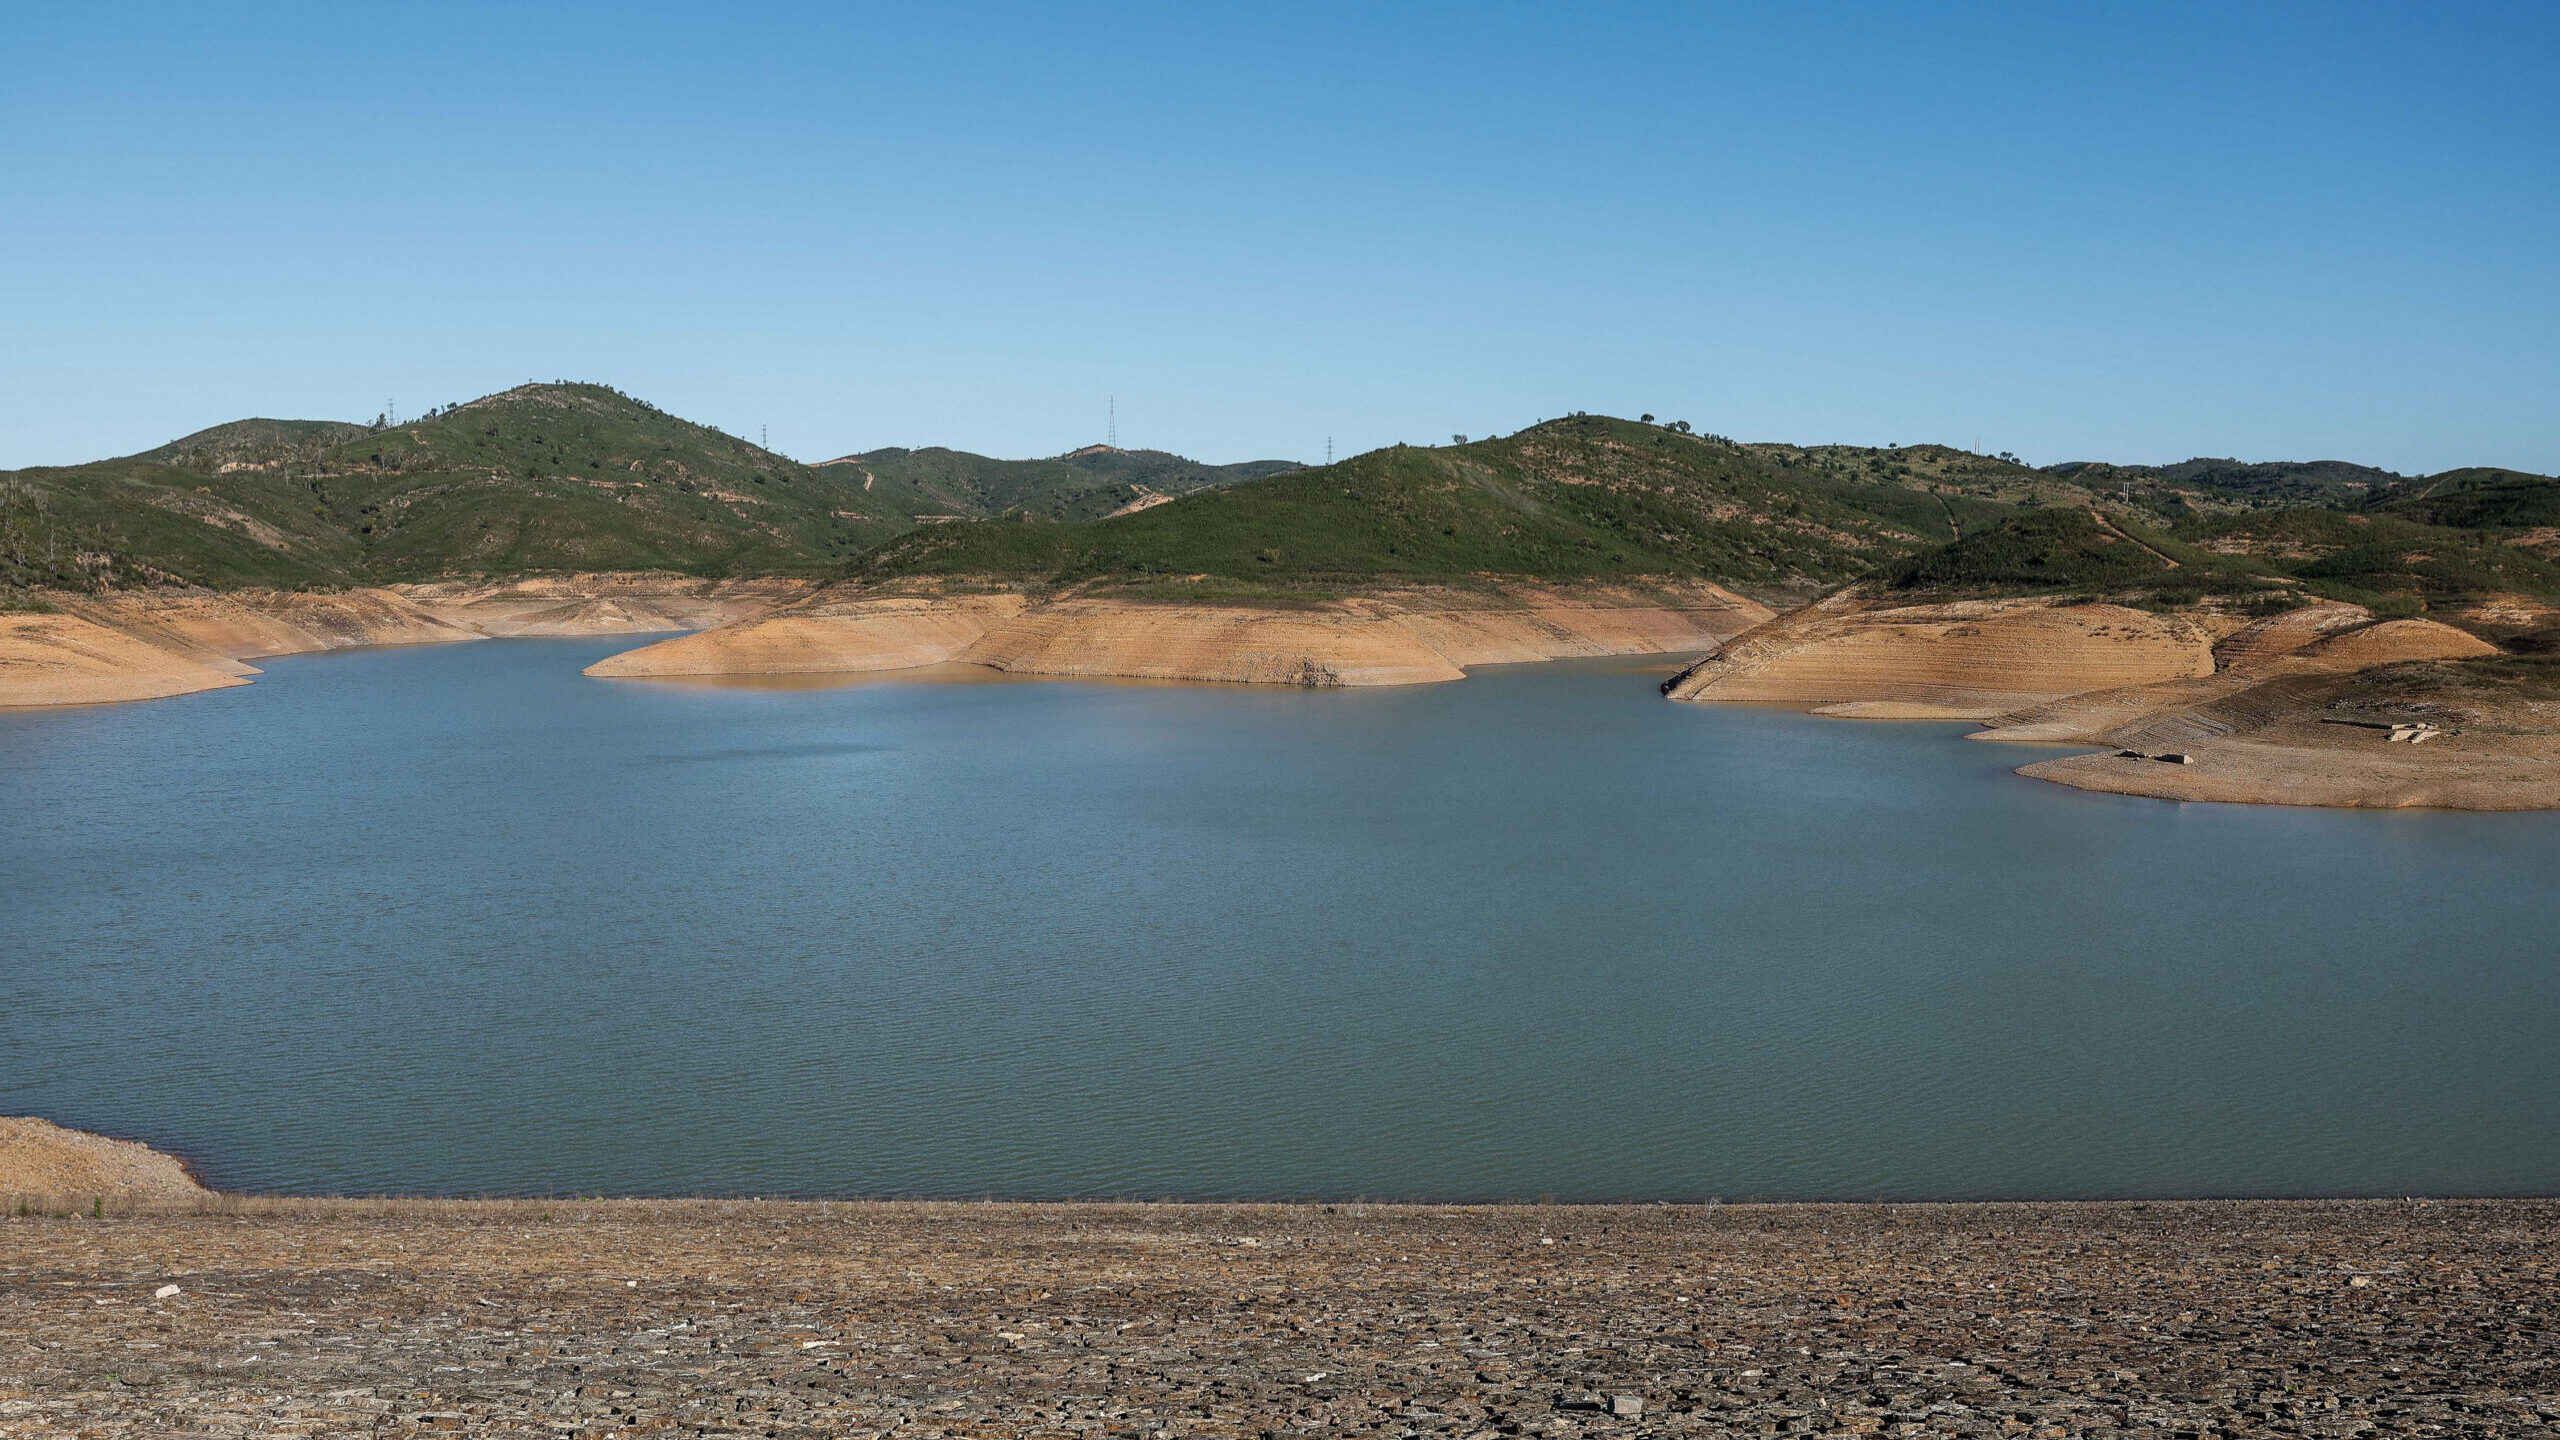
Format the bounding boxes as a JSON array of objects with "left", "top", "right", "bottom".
[{"left": 0, "top": 1197, "right": 2552, "bottom": 1437}]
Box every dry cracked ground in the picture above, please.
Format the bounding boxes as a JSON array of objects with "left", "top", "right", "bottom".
[{"left": 1, "top": 1199, "right": 2553, "bottom": 1437}]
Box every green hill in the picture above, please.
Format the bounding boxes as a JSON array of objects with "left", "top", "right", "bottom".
[
  {"left": 0, "top": 384, "right": 896, "bottom": 588},
  {"left": 1882, "top": 508, "right": 2213, "bottom": 596},
  {"left": 0, "top": 385, "right": 1293, "bottom": 591},
  {"left": 2170, "top": 508, "right": 2560, "bottom": 612},
  {"left": 13, "top": 387, "right": 2551, "bottom": 618},
  {"left": 817, "top": 446, "right": 1300, "bottom": 523},
  {"left": 855, "top": 416, "right": 2037, "bottom": 594},
  {"left": 2368, "top": 469, "right": 2560, "bottom": 532},
  {"left": 2046, "top": 457, "right": 2405, "bottom": 514}
]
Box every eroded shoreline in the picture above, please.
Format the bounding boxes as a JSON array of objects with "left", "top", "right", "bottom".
[{"left": 8, "top": 575, "right": 2557, "bottom": 810}]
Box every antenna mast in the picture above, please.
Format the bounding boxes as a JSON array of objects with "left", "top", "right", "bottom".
[{"left": 1108, "top": 396, "right": 1116, "bottom": 448}]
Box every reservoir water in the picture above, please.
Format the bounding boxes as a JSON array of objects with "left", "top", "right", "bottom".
[{"left": 4, "top": 637, "right": 2555, "bottom": 1200}]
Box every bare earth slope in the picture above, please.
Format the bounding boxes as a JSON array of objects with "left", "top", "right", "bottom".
[
  {"left": 0, "top": 1119, "right": 208, "bottom": 1206},
  {"left": 1665, "top": 593, "right": 2559, "bottom": 809},
  {"left": 587, "top": 583, "right": 1775, "bottom": 687},
  {"left": 1968, "top": 612, "right": 2555, "bottom": 808},
  {"left": 2, "top": 1194, "right": 2550, "bottom": 1437},
  {"left": 0, "top": 573, "right": 811, "bottom": 708}
]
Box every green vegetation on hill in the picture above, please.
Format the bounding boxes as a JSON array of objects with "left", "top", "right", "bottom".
[
  {"left": 1884, "top": 509, "right": 2203, "bottom": 595},
  {"left": 10, "top": 386, "right": 2553, "bottom": 629},
  {"left": 855, "top": 417, "right": 2032, "bottom": 593},
  {"left": 2047, "top": 457, "right": 2404, "bottom": 514},
  {"left": 822, "top": 446, "right": 1298, "bottom": 523},
  {"left": 2370, "top": 470, "right": 2560, "bottom": 533},
  {"left": 0, "top": 385, "right": 1294, "bottom": 591},
  {"left": 1, "top": 385, "right": 888, "bottom": 588},
  {"left": 2171, "top": 508, "right": 2560, "bottom": 612}
]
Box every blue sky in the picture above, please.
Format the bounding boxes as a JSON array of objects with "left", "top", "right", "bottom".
[{"left": 6, "top": 2, "right": 2554, "bottom": 472}]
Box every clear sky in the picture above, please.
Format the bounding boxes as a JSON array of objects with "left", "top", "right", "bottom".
[{"left": 6, "top": 2, "right": 2554, "bottom": 473}]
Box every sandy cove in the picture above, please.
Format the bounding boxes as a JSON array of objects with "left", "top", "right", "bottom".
[
  {"left": 1665, "top": 593, "right": 2556, "bottom": 809},
  {"left": 2, "top": 1125, "right": 2553, "bottom": 1438},
  {"left": 583, "top": 582, "right": 1779, "bottom": 687},
  {"left": 0, "top": 575, "right": 810, "bottom": 709}
]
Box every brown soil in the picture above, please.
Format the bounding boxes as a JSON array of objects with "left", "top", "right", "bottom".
[
  {"left": 1670, "top": 594, "right": 2560, "bottom": 809},
  {"left": 1661, "top": 597, "right": 2216, "bottom": 717},
  {"left": 0, "top": 1119, "right": 208, "bottom": 1207},
  {"left": 2, "top": 1195, "right": 2550, "bottom": 1437},
  {"left": 587, "top": 583, "right": 1775, "bottom": 688},
  {"left": 0, "top": 613, "right": 252, "bottom": 708},
  {"left": 1971, "top": 614, "right": 2557, "bottom": 808},
  {"left": 395, "top": 575, "right": 813, "bottom": 637},
  {"left": 0, "top": 575, "right": 809, "bottom": 709}
]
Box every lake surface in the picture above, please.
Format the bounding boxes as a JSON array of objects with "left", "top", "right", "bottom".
[{"left": 4, "top": 638, "right": 2556, "bottom": 1200}]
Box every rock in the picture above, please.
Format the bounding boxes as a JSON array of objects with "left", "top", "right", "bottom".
[
  {"left": 154, "top": 1284, "right": 181, "bottom": 1299},
  {"left": 1611, "top": 1394, "right": 1645, "bottom": 1418}
]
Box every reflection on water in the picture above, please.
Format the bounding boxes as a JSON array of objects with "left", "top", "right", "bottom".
[{"left": 3, "top": 637, "right": 2556, "bottom": 1200}]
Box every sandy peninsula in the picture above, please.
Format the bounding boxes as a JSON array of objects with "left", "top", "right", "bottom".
[
  {"left": 585, "top": 581, "right": 1776, "bottom": 687},
  {"left": 1665, "top": 591, "right": 2556, "bottom": 809},
  {"left": 1, "top": 1120, "right": 2550, "bottom": 1439},
  {"left": 0, "top": 574, "right": 807, "bottom": 709}
]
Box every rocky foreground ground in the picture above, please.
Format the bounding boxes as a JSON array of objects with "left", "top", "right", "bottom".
[{"left": 1, "top": 1199, "right": 2552, "bottom": 1437}]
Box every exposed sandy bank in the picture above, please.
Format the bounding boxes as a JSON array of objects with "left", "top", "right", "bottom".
[
  {"left": 1, "top": 587, "right": 483, "bottom": 708},
  {"left": 58, "top": 587, "right": 481, "bottom": 669},
  {"left": 394, "top": 574, "right": 811, "bottom": 637},
  {"left": 1661, "top": 595, "right": 2216, "bottom": 716},
  {"left": 2017, "top": 731, "right": 2560, "bottom": 809},
  {"left": 0, "top": 574, "right": 814, "bottom": 709},
  {"left": 0, "top": 613, "right": 252, "bottom": 708},
  {"left": 583, "top": 594, "right": 1030, "bottom": 677},
  {"left": 1971, "top": 616, "right": 2558, "bottom": 808},
  {"left": 0, "top": 1118, "right": 208, "bottom": 1205},
  {"left": 965, "top": 599, "right": 1467, "bottom": 685},
  {"left": 1666, "top": 594, "right": 2557, "bottom": 808},
  {"left": 587, "top": 582, "right": 1774, "bottom": 687}
]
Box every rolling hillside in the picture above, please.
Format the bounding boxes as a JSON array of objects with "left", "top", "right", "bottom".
[
  {"left": 855, "top": 416, "right": 2033, "bottom": 595},
  {"left": 0, "top": 385, "right": 1292, "bottom": 591}
]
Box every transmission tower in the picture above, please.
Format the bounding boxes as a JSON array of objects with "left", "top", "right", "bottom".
[{"left": 1108, "top": 397, "right": 1116, "bottom": 448}]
